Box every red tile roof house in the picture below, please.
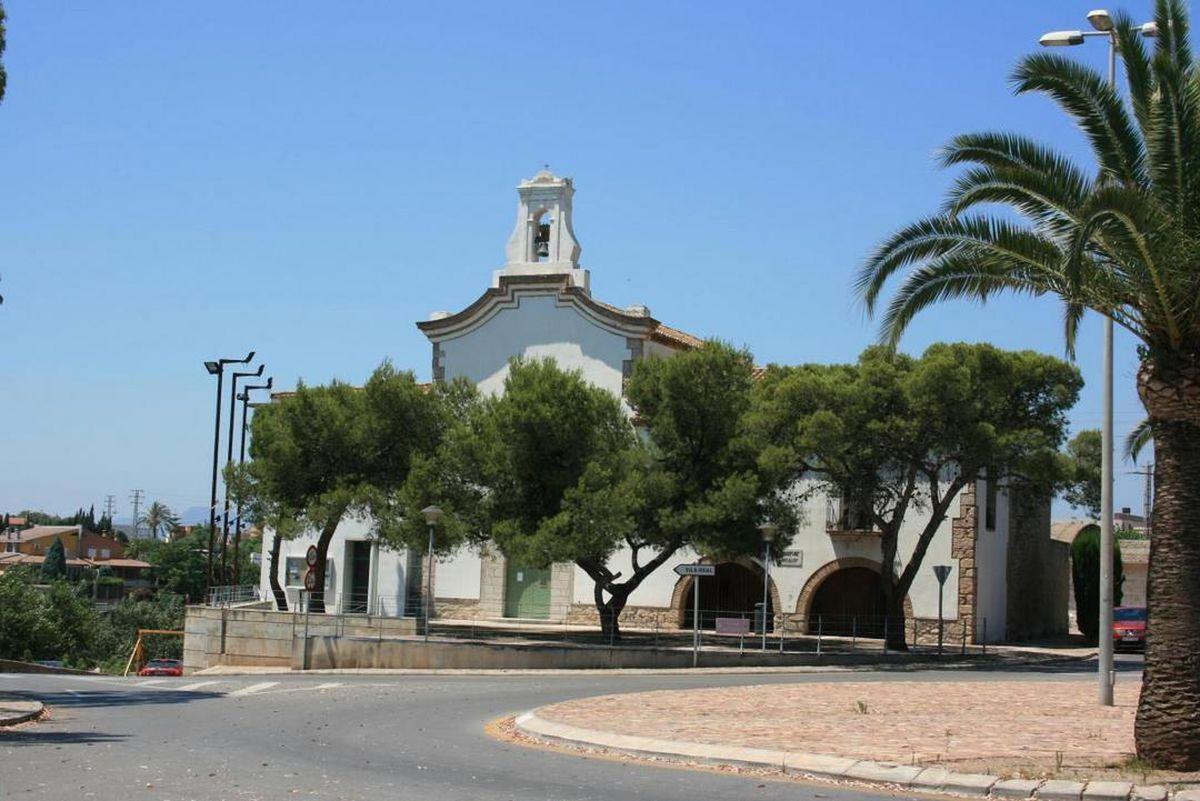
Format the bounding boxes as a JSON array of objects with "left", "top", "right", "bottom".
[{"left": 0, "top": 524, "right": 152, "bottom": 594}]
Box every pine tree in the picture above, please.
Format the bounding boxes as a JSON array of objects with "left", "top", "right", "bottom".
[{"left": 40, "top": 537, "right": 67, "bottom": 581}]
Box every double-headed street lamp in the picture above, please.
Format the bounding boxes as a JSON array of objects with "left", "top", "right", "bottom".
[
  {"left": 1039, "top": 9, "right": 1156, "bottom": 708},
  {"left": 758, "top": 520, "right": 778, "bottom": 651},
  {"left": 204, "top": 352, "right": 255, "bottom": 592},
  {"left": 222, "top": 363, "right": 265, "bottom": 585},
  {"left": 232, "top": 377, "right": 273, "bottom": 586}
]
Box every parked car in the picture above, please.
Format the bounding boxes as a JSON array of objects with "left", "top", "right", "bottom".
[
  {"left": 1112, "top": 606, "right": 1147, "bottom": 651},
  {"left": 137, "top": 659, "right": 183, "bottom": 677}
]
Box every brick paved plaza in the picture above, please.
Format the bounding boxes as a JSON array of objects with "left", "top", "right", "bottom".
[{"left": 537, "top": 677, "right": 1173, "bottom": 779}]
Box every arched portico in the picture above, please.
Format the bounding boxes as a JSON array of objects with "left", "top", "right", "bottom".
[
  {"left": 795, "top": 557, "right": 912, "bottom": 637},
  {"left": 669, "top": 556, "right": 783, "bottom": 631}
]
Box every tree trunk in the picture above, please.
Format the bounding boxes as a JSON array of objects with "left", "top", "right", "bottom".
[
  {"left": 595, "top": 588, "right": 629, "bottom": 643},
  {"left": 268, "top": 531, "right": 288, "bottom": 612},
  {"left": 883, "top": 591, "right": 908, "bottom": 651},
  {"left": 307, "top": 513, "right": 345, "bottom": 615},
  {"left": 1135, "top": 361, "right": 1200, "bottom": 770}
]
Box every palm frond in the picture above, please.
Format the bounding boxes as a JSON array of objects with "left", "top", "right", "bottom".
[
  {"left": 1124, "top": 418, "right": 1154, "bottom": 463},
  {"left": 1063, "top": 301, "right": 1085, "bottom": 360},
  {"left": 1012, "top": 52, "right": 1146, "bottom": 185},
  {"left": 856, "top": 215, "right": 1061, "bottom": 316},
  {"left": 878, "top": 252, "right": 1050, "bottom": 346},
  {"left": 1113, "top": 12, "right": 1157, "bottom": 136}
]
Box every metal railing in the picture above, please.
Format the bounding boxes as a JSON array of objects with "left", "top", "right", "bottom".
[
  {"left": 825, "top": 496, "right": 879, "bottom": 533},
  {"left": 229, "top": 589, "right": 988, "bottom": 659},
  {"left": 206, "top": 584, "right": 267, "bottom": 607}
]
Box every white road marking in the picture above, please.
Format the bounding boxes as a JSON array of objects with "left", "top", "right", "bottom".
[
  {"left": 229, "top": 681, "right": 279, "bottom": 697},
  {"left": 176, "top": 680, "right": 221, "bottom": 692},
  {"left": 313, "top": 682, "right": 343, "bottom": 690},
  {"left": 137, "top": 679, "right": 168, "bottom": 686}
]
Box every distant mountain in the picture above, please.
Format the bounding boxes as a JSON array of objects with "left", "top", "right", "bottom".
[{"left": 178, "top": 506, "right": 210, "bottom": 525}]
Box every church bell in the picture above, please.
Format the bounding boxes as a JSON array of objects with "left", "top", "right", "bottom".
[{"left": 535, "top": 222, "right": 551, "bottom": 258}]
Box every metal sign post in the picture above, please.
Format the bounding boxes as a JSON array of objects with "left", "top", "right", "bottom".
[
  {"left": 675, "top": 563, "right": 715, "bottom": 667},
  {"left": 932, "top": 564, "right": 952, "bottom": 655}
]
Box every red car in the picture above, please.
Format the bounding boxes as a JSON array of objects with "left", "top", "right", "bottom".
[
  {"left": 1113, "top": 606, "right": 1147, "bottom": 651},
  {"left": 137, "top": 658, "right": 183, "bottom": 677}
]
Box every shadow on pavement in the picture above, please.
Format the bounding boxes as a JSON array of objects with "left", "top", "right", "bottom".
[
  {"left": 0, "top": 728, "right": 129, "bottom": 747},
  {"left": 0, "top": 688, "right": 223, "bottom": 710}
]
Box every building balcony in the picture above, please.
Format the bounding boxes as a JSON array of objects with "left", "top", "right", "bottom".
[{"left": 825, "top": 497, "right": 880, "bottom": 536}]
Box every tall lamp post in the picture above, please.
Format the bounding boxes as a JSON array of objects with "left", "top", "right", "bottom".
[
  {"left": 421, "top": 505, "right": 443, "bottom": 644},
  {"left": 221, "top": 363, "right": 264, "bottom": 586},
  {"left": 758, "top": 520, "right": 778, "bottom": 650},
  {"left": 233, "top": 377, "right": 272, "bottom": 587},
  {"left": 1039, "top": 9, "right": 1157, "bottom": 707},
  {"left": 204, "top": 351, "right": 254, "bottom": 594}
]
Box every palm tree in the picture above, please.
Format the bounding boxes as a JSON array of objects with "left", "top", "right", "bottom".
[
  {"left": 139, "top": 501, "right": 180, "bottom": 542},
  {"left": 856, "top": 0, "right": 1200, "bottom": 769}
]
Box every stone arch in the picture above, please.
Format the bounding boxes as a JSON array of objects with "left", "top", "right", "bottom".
[
  {"left": 794, "top": 557, "right": 913, "bottom": 635},
  {"left": 669, "top": 555, "right": 783, "bottom": 629}
]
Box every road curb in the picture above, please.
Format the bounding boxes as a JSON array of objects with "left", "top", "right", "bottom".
[
  {"left": 514, "top": 709, "right": 1195, "bottom": 801},
  {"left": 0, "top": 700, "right": 45, "bottom": 727},
  {"left": 194, "top": 652, "right": 1093, "bottom": 677}
]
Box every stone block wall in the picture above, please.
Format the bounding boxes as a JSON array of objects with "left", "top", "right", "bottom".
[
  {"left": 950, "top": 484, "right": 979, "bottom": 644},
  {"left": 1004, "top": 484, "right": 1068, "bottom": 641}
]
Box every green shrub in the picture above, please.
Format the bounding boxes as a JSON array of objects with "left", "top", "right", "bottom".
[{"left": 1071, "top": 526, "right": 1125, "bottom": 642}]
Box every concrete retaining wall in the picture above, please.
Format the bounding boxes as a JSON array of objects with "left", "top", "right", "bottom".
[
  {"left": 183, "top": 605, "right": 419, "bottom": 672},
  {"left": 293, "top": 635, "right": 915, "bottom": 671}
]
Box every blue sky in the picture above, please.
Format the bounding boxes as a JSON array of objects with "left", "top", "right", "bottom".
[{"left": 0, "top": 1, "right": 1157, "bottom": 520}]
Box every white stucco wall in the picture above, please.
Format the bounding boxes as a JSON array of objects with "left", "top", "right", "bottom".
[
  {"left": 260, "top": 516, "right": 411, "bottom": 615},
  {"left": 434, "top": 549, "right": 483, "bottom": 600},
  {"left": 973, "top": 478, "right": 1009, "bottom": 643},
  {"left": 436, "top": 292, "right": 631, "bottom": 399},
  {"left": 567, "top": 478, "right": 971, "bottom": 621}
]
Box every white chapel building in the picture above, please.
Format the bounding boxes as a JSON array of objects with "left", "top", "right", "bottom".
[{"left": 262, "top": 170, "right": 1069, "bottom": 644}]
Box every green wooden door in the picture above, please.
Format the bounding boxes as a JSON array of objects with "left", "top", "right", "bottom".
[{"left": 504, "top": 563, "right": 551, "bottom": 619}]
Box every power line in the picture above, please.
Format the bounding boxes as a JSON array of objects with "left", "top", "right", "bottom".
[{"left": 102, "top": 495, "right": 116, "bottom": 522}]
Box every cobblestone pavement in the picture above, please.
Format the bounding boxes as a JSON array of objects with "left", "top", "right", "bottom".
[{"left": 537, "top": 677, "right": 1142, "bottom": 774}]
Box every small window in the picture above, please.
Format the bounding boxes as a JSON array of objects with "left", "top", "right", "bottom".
[
  {"left": 100, "top": 549, "right": 111, "bottom": 559},
  {"left": 985, "top": 476, "right": 998, "bottom": 531},
  {"left": 87, "top": 547, "right": 97, "bottom": 558},
  {"left": 285, "top": 557, "right": 306, "bottom": 587}
]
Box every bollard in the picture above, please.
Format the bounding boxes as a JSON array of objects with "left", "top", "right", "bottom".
[
  {"left": 883, "top": 615, "right": 889, "bottom": 654},
  {"left": 852, "top": 616, "right": 857, "bottom": 649},
  {"left": 816, "top": 614, "right": 823, "bottom": 657}
]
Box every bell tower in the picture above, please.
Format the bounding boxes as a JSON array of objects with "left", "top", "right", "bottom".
[{"left": 495, "top": 169, "right": 588, "bottom": 291}]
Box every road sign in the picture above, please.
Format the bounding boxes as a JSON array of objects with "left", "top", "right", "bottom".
[
  {"left": 674, "top": 563, "right": 716, "bottom": 577},
  {"left": 932, "top": 565, "right": 952, "bottom": 585},
  {"left": 305, "top": 546, "right": 319, "bottom": 567},
  {"left": 304, "top": 570, "right": 317, "bottom": 591}
]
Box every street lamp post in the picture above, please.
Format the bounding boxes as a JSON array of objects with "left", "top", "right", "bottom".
[
  {"left": 421, "top": 505, "right": 443, "bottom": 644},
  {"left": 758, "top": 521, "right": 778, "bottom": 651},
  {"left": 221, "top": 363, "right": 264, "bottom": 587},
  {"left": 1039, "top": 9, "right": 1157, "bottom": 708},
  {"left": 203, "top": 351, "right": 254, "bottom": 594},
  {"left": 233, "top": 377, "right": 272, "bottom": 587}
]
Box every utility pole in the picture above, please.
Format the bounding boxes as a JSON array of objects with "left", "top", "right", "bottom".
[
  {"left": 129, "top": 489, "right": 144, "bottom": 540},
  {"left": 1128, "top": 465, "right": 1154, "bottom": 538},
  {"left": 103, "top": 495, "right": 117, "bottom": 527}
]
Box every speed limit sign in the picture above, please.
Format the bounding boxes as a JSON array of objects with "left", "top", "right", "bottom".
[
  {"left": 304, "top": 570, "right": 317, "bottom": 591},
  {"left": 305, "top": 545, "right": 318, "bottom": 567}
]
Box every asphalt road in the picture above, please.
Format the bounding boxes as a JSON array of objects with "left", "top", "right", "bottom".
[{"left": 0, "top": 656, "right": 1143, "bottom": 801}]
